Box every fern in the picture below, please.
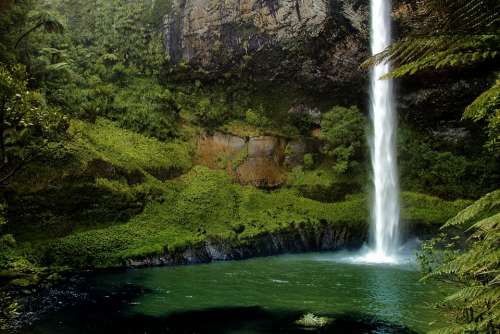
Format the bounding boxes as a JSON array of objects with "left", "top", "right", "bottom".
[
  {"left": 443, "top": 190, "right": 500, "bottom": 227},
  {"left": 424, "top": 0, "right": 500, "bottom": 33},
  {"left": 420, "top": 190, "right": 500, "bottom": 333},
  {"left": 463, "top": 75, "right": 500, "bottom": 151},
  {"left": 15, "top": 10, "right": 64, "bottom": 48},
  {"left": 364, "top": 0, "right": 500, "bottom": 152}
]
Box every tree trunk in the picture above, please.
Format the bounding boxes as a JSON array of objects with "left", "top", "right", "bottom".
[{"left": 0, "top": 97, "right": 6, "bottom": 165}]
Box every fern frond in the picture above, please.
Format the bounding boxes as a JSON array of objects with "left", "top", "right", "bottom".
[
  {"left": 443, "top": 190, "right": 500, "bottom": 228},
  {"left": 363, "top": 0, "right": 500, "bottom": 73},
  {"left": 463, "top": 75, "right": 500, "bottom": 151},
  {"left": 425, "top": 0, "right": 500, "bottom": 32},
  {"left": 469, "top": 212, "right": 500, "bottom": 233},
  {"left": 46, "top": 62, "right": 69, "bottom": 71}
]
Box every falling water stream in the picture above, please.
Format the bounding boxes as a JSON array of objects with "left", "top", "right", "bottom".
[{"left": 363, "top": 0, "right": 401, "bottom": 263}]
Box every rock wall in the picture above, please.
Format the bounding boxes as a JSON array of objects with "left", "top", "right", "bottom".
[
  {"left": 163, "top": 0, "right": 369, "bottom": 94},
  {"left": 196, "top": 131, "right": 319, "bottom": 187},
  {"left": 126, "top": 222, "right": 366, "bottom": 267},
  {"left": 162, "top": 0, "right": 492, "bottom": 122}
]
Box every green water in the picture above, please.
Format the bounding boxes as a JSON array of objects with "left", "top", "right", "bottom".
[{"left": 26, "top": 252, "right": 454, "bottom": 334}]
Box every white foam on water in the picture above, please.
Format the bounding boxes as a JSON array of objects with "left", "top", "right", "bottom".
[{"left": 315, "top": 240, "right": 421, "bottom": 267}]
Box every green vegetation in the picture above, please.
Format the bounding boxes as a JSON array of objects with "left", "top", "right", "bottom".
[
  {"left": 369, "top": 0, "right": 499, "bottom": 152},
  {"left": 0, "top": 0, "right": 498, "bottom": 331},
  {"left": 6, "top": 118, "right": 192, "bottom": 241},
  {"left": 287, "top": 167, "right": 365, "bottom": 202},
  {"left": 373, "top": 1, "right": 499, "bottom": 332},
  {"left": 418, "top": 190, "right": 500, "bottom": 334},
  {"left": 22, "top": 166, "right": 366, "bottom": 268},
  {"left": 68, "top": 118, "right": 192, "bottom": 175},
  {"left": 18, "top": 166, "right": 465, "bottom": 269},
  {"left": 398, "top": 127, "right": 499, "bottom": 199},
  {"left": 320, "top": 105, "right": 367, "bottom": 174}
]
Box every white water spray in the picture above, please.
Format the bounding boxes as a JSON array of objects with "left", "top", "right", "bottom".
[{"left": 363, "top": 0, "right": 400, "bottom": 263}]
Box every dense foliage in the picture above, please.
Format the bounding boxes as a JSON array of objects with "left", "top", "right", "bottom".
[
  {"left": 320, "top": 106, "right": 366, "bottom": 174},
  {"left": 418, "top": 191, "right": 500, "bottom": 334},
  {"left": 0, "top": 0, "right": 498, "bottom": 331},
  {"left": 0, "top": 64, "right": 67, "bottom": 183}
]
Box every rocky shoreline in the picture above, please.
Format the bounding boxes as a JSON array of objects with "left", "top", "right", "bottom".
[
  {"left": 125, "top": 222, "right": 367, "bottom": 267},
  {"left": 5, "top": 222, "right": 367, "bottom": 331},
  {"left": 7, "top": 219, "right": 443, "bottom": 331}
]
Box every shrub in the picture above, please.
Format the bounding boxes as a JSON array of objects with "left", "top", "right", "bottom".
[
  {"left": 245, "top": 107, "right": 272, "bottom": 129},
  {"left": 303, "top": 154, "right": 314, "bottom": 170},
  {"left": 320, "top": 105, "right": 367, "bottom": 174},
  {"left": 193, "top": 97, "right": 230, "bottom": 129},
  {"left": 417, "top": 190, "right": 500, "bottom": 334},
  {"left": 399, "top": 127, "right": 500, "bottom": 199},
  {"left": 111, "top": 80, "right": 180, "bottom": 140}
]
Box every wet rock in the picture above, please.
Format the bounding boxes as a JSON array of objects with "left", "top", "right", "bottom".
[
  {"left": 124, "top": 223, "right": 367, "bottom": 268},
  {"left": 7, "top": 275, "right": 89, "bottom": 330},
  {"left": 284, "top": 140, "right": 308, "bottom": 168}
]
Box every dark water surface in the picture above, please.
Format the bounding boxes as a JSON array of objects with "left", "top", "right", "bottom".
[{"left": 24, "top": 252, "right": 453, "bottom": 334}]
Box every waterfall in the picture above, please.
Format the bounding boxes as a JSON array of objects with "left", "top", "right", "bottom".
[{"left": 365, "top": 0, "right": 400, "bottom": 262}]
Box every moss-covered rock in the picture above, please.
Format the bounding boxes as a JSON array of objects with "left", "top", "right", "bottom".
[{"left": 18, "top": 167, "right": 468, "bottom": 269}]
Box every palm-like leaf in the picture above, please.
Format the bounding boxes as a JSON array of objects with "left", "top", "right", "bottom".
[
  {"left": 363, "top": 0, "right": 500, "bottom": 72},
  {"left": 363, "top": 0, "right": 500, "bottom": 151},
  {"left": 15, "top": 11, "right": 64, "bottom": 49},
  {"left": 421, "top": 190, "right": 500, "bottom": 333}
]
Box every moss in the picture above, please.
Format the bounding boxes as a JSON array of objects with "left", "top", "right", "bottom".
[
  {"left": 287, "top": 166, "right": 365, "bottom": 202},
  {"left": 6, "top": 119, "right": 193, "bottom": 242},
  {"left": 221, "top": 120, "right": 264, "bottom": 138},
  {"left": 18, "top": 167, "right": 468, "bottom": 269},
  {"left": 400, "top": 192, "right": 472, "bottom": 228},
  {"left": 69, "top": 118, "right": 193, "bottom": 174}
]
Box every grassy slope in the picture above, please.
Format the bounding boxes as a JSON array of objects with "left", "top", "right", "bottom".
[
  {"left": 69, "top": 118, "right": 193, "bottom": 173},
  {"left": 9, "top": 120, "right": 470, "bottom": 269},
  {"left": 6, "top": 118, "right": 193, "bottom": 241}
]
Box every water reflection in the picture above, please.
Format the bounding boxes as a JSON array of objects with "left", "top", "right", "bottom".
[{"left": 21, "top": 251, "right": 453, "bottom": 334}]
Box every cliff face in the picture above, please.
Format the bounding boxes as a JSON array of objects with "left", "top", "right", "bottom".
[
  {"left": 196, "top": 131, "right": 321, "bottom": 188},
  {"left": 164, "top": 0, "right": 369, "bottom": 94},
  {"left": 162, "top": 0, "right": 491, "bottom": 124}
]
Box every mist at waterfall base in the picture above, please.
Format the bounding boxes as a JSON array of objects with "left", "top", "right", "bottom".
[{"left": 345, "top": 0, "right": 403, "bottom": 265}]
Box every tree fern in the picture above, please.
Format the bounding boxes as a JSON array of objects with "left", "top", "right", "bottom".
[
  {"left": 364, "top": 0, "right": 500, "bottom": 152},
  {"left": 364, "top": 0, "right": 499, "bottom": 71},
  {"left": 419, "top": 190, "right": 500, "bottom": 333},
  {"left": 463, "top": 75, "right": 500, "bottom": 151},
  {"left": 14, "top": 10, "right": 64, "bottom": 48}
]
